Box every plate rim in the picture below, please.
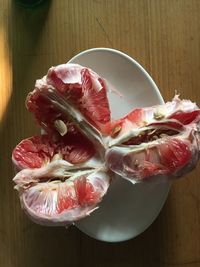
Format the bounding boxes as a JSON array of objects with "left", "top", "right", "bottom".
[{"left": 68, "top": 47, "right": 165, "bottom": 106}]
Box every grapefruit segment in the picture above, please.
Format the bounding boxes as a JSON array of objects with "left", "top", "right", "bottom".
[
  {"left": 168, "top": 110, "right": 200, "bottom": 125},
  {"left": 46, "top": 63, "right": 111, "bottom": 134},
  {"left": 12, "top": 135, "right": 56, "bottom": 170},
  {"left": 26, "top": 65, "right": 110, "bottom": 153},
  {"left": 158, "top": 138, "right": 191, "bottom": 172},
  {"left": 108, "top": 95, "right": 200, "bottom": 147},
  {"left": 106, "top": 128, "right": 199, "bottom": 183},
  {"left": 12, "top": 133, "right": 95, "bottom": 171},
  {"left": 75, "top": 176, "right": 101, "bottom": 206},
  {"left": 80, "top": 68, "right": 111, "bottom": 129},
  {"left": 17, "top": 170, "right": 110, "bottom": 226},
  {"left": 26, "top": 87, "right": 78, "bottom": 137}
]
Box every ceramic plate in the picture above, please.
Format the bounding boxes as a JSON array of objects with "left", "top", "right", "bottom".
[{"left": 68, "top": 48, "right": 170, "bottom": 242}]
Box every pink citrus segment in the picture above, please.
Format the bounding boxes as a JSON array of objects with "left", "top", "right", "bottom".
[
  {"left": 56, "top": 185, "right": 78, "bottom": 214},
  {"left": 108, "top": 96, "right": 200, "bottom": 145},
  {"left": 47, "top": 63, "right": 83, "bottom": 97},
  {"left": 168, "top": 110, "right": 200, "bottom": 125},
  {"left": 106, "top": 128, "right": 199, "bottom": 183},
  {"left": 22, "top": 182, "right": 78, "bottom": 216},
  {"left": 125, "top": 109, "right": 143, "bottom": 125},
  {"left": 18, "top": 171, "right": 110, "bottom": 226},
  {"left": 46, "top": 64, "right": 111, "bottom": 134},
  {"left": 12, "top": 133, "right": 95, "bottom": 170},
  {"left": 54, "top": 131, "right": 95, "bottom": 164},
  {"left": 26, "top": 87, "right": 79, "bottom": 137},
  {"left": 80, "top": 68, "right": 111, "bottom": 130},
  {"left": 12, "top": 135, "right": 56, "bottom": 170},
  {"left": 75, "top": 176, "right": 101, "bottom": 206},
  {"left": 158, "top": 138, "right": 191, "bottom": 172}
]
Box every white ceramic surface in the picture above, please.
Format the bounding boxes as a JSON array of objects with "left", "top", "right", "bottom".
[{"left": 68, "top": 48, "right": 170, "bottom": 242}]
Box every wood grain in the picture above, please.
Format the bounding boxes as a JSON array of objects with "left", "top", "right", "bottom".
[{"left": 0, "top": 0, "right": 200, "bottom": 266}]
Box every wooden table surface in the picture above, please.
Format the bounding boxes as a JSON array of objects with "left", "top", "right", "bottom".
[{"left": 0, "top": 0, "right": 200, "bottom": 266}]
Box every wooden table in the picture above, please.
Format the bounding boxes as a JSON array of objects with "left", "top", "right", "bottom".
[{"left": 0, "top": 0, "right": 200, "bottom": 266}]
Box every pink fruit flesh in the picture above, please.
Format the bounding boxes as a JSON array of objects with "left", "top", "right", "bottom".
[
  {"left": 106, "top": 96, "right": 200, "bottom": 183},
  {"left": 169, "top": 110, "right": 200, "bottom": 125},
  {"left": 158, "top": 138, "right": 192, "bottom": 172},
  {"left": 12, "top": 135, "right": 56, "bottom": 170},
  {"left": 15, "top": 166, "right": 110, "bottom": 226},
  {"left": 80, "top": 68, "right": 111, "bottom": 129},
  {"left": 12, "top": 133, "right": 95, "bottom": 170},
  {"left": 46, "top": 63, "right": 111, "bottom": 134},
  {"left": 108, "top": 95, "right": 200, "bottom": 145},
  {"left": 13, "top": 134, "right": 110, "bottom": 226},
  {"left": 26, "top": 64, "right": 112, "bottom": 154},
  {"left": 74, "top": 176, "right": 101, "bottom": 206},
  {"left": 23, "top": 176, "right": 101, "bottom": 215},
  {"left": 106, "top": 130, "right": 199, "bottom": 182},
  {"left": 26, "top": 87, "right": 78, "bottom": 137}
]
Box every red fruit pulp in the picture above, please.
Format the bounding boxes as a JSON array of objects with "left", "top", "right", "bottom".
[
  {"left": 12, "top": 134, "right": 95, "bottom": 170},
  {"left": 47, "top": 65, "right": 111, "bottom": 134}
]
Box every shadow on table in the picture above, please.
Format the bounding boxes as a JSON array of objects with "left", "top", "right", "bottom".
[
  {"left": 0, "top": 0, "right": 51, "bottom": 130},
  {"left": 9, "top": 0, "right": 52, "bottom": 121},
  {"left": 76, "top": 218, "right": 166, "bottom": 267},
  {"left": 11, "top": 215, "right": 166, "bottom": 267},
  {"left": 0, "top": 1, "right": 52, "bottom": 266}
]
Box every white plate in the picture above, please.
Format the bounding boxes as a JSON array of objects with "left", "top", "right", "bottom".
[{"left": 68, "top": 48, "right": 170, "bottom": 242}]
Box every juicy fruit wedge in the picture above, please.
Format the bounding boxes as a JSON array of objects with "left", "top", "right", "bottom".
[
  {"left": 26, "top": 64, "right": 112, "bottom": 154},
  {"left": 13, "top": 134, "right": 110, "bottom": 225},
  {"left": 108, "top": 95, "right": 200, "bottom": 147},
  {"left": 12, "top": 135, "right": 54, "bottom": 170},
  {"left": 14, "top": 164, "right": 110, "bottom": 226},
  {"left": 47, "top": 64, "right": 111, "bottom": 132},
  {"left": 106, "top": 129, "right": 199, "bottom": 183},
  {"left": 12, "top": 134, "right": 95, "bottom": 170},
  {"left": 106, "top": 96, "right": 200, "bottom": 183},
  {"left": 26, "top": 84, "right": 75, "bottom": 137}
]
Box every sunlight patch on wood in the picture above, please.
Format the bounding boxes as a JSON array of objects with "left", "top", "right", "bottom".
[{"left": 0, "top": 26, "right": 12, "bottom": 122}]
